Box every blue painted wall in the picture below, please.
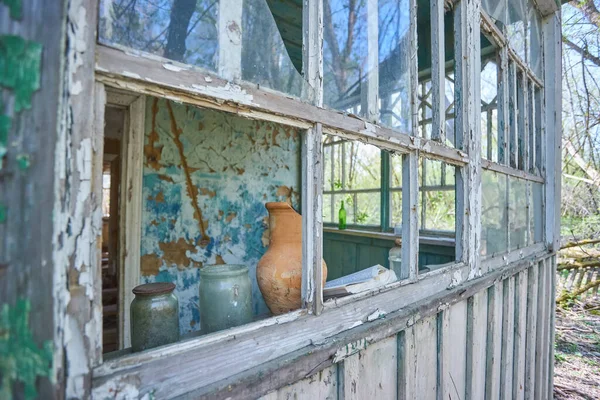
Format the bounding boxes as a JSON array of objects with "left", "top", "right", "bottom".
[{"left": 140, "top": 97, "right": 300, "bottom": 335}]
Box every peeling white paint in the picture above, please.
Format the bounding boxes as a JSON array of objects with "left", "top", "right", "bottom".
[
  {"left": 163, "top": 63, "right": 187, "bottom": 72},
  {"left": 366, "top": 308, "right": 387, "bottom": 322},
  {"left": 123, "top": 71, "right": 142, "bottom": 79}
]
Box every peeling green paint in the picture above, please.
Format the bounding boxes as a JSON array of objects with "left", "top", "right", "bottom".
[
  {"left": 0, "top": 299, "right": 53, "bottom": 400},
  {"left": 16, "top": 153, "right": 30, "bottom": 170},
  {"left": 0, "top": 35, "right": 42, "bottom": 172},
  {"left": 0, "top": 35, "right": 42, "bottom": 112},
  {"left": 0, "top": 113, "right": 9, "bottom": 161},
  {"left": 1, "top": 0, "right": 21, "bottom": 20},
  {"left": 0, "top": 204, "right": 6, "bottom": 224}
]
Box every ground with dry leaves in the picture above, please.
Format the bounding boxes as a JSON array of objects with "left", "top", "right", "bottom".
[{"left": 553, "top": 299, "right": 600, "bottom": 400}]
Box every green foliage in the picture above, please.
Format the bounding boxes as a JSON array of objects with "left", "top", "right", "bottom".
[{"left": 0, "top": 299, "right": 53, "bottom": 400}]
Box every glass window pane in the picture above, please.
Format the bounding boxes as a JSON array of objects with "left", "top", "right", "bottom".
[
  {"left": 532, "top": 181, "right": 543, "bottom": 243},
  {"left": 390, "top": 190, "right": 402, "bottom": 228},
  {"left": 356, "top": 192, "right": 381, "bottom": 225},
  {"left": 343, "top": 142, "right": 381, "bottom": 190},
  {"left": 481, "top": 170, "right": 508, "bottom": 257},
  {"left": 99, "top": 0, "right": 309, "bottom": 98},
  {"left": 509, "top": 177, "right": 528, "bottom": 250},
  {"left": 324, "top": 0, "right": 412, "bottom": 131},
  {"left": 378, "top": 0, "right": 412, "bottom": 131}
]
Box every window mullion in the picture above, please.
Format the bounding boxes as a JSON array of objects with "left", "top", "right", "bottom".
[
  {"left": 301, "top": 0, "right": 324, "bottom": 314},
  {"left": 381, "top": 150, "right": 390, "bottom": 231},
  {"left": 454, "top": 0, "right": 482, "bottom": 273}
]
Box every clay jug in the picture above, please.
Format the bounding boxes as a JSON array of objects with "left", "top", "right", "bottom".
[{"left": 256, "top": 202, "right": 327, "bottom": 315}]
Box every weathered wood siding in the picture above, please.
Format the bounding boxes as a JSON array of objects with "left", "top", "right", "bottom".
[{"left": 259, "top": 256, "right": 556, "bottom": 400}]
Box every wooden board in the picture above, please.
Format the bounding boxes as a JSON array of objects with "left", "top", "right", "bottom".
[
  {"left": 259, "top": 365, "right": 337, "bottom": 400},
  {"left": 512, "top": 270, "right": 528, "bottom": 400},
  {"left": 440, "top": 301, "right": 468, "bottom": 400},
  {"left": 500, "top": 276, "right": 515, "bottom": 400},
  {"left": 466, "top": 290, "right": 488, "bottom": 400},
  {"left": 339, "top": 335, "right": 397, "bottom": 400},
  {"left": 485, "top": 281, "right": 503, "bottom": 400}
]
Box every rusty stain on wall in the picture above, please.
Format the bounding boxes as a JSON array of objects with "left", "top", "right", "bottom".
[{"left": 140, "top": 98, "right": 300, "bottom": 333}]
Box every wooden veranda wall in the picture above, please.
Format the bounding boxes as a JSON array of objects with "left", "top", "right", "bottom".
[{"left": 259, "top": 255, "right": 556, "bottom": 400}]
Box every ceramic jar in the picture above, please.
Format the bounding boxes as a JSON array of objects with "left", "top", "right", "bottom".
[
  {"left": 256, "top": 202, "right": 328, "bottom": 315},
  {"left": 130, "top": 282, "right": 180, "bottom": 352},
  {"left": 199, "top": 264, "right": 253, "bottom": 334}
]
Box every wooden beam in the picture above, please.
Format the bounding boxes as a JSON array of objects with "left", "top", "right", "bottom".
[
  {"left": 302, "top": 0, "right": 323, "bottom": 106},
  {"left": 95, "top": 45, "right": 469, "bottom": 166},
  {"left": 301, "top": 124, "right": 324, "bottom": 315},
  {"left": 217, "top": 0, "right": 242, "bottom": 81},
  {"left": 366, "top": 0, "right": 379, "bottom": 123},
  {"left": 51, "top": 0, "right": 103, "bottom": 397},
  {"left": 118, "top": 94, "right": 145, "bottom": 348},
  {"left": 454, "top": 0, "right": 482, "bottom": 275},
  {"left": 402, "top": 152, "right": 419, "bottom": 281},
  {"left": 431, "top": 0, "right": 446, "bottom": 143},
  {"left": 543, "top": 13, "right": 562, "bottom": 252},
  {"left": 481, "top": 159, "right": 545, "bottom": 183}
]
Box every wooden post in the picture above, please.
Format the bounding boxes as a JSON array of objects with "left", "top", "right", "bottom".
[
  {"left": 302, "top": 124, "right": 324, "bottom": 315},
  {"left": 366, "top": 0, "right": 379, "bottom": 123},
  {"left": 118, "top": 95, "right": 145, "bottom": 349},
  {"left": 454, "top": 0, "right": 482, "bottom": 274},
  {"left": 218, "top": 0, "right": 242, "bottom": 82},
  {"left": 303, "top": 0, "right": 323, "bottom": 107},
  {"left": 543, "top": 12, "right": 562, "bottom": 252},
  {"left": 431, "top": 0, "right": 446, "bottom": 143}
]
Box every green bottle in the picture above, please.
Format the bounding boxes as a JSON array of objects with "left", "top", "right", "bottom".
[{"left": 338, "top": 200, "right": 347, "bottom": 230}]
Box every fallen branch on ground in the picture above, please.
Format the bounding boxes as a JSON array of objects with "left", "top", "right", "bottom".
[
  {"left": 561, "top": 238, "right": 600, "bottom": 250},
  {"left": 557, "top": 279, "right": 600, "bottom": 302}
]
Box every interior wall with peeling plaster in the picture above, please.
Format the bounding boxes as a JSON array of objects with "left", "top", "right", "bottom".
[{"left": 140, "top": 97, "right": 301, "bottom": 334}]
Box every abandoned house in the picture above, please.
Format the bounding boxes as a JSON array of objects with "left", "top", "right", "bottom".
[{"left": 0, "top": 0, "right": 562, "bottom": 398}]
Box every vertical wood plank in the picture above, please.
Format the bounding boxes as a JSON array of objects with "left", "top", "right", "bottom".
[
  {"left": 498, "top": 46, "right": 510, "bottom": 165},
  {"left": 548, "top": 256, "right": 557, "bottom": 399},
  {"left": 431, "top": 0, "right": 446, "bottom": 143},
  {"left": 508, "top": 60, "right": 518, "bottom": 169},
  {"left": 53, "top": 0, "right": 101, "bottom": 395},
  {"left": 454, "top": 0, "right": 482, "bottom": 274},
  {"left": 534, "top": 259, "right": 548, "bottom": 400},
  {"left": 525, "top": 263, "right": 539, "bottom": 399},
  {"left": 366, "top": 0, "right": 379, "bottom": 123},
  {"left": 340, "top": 336, "right": 397, "bottom": 400},
  {"left": 513, "top": 270, "right": 528, "bottom": 400},
  {"left": 93, "top": 83, "right": 107, "bottom": 364},
  {"left": 118, "top": 95, "right": 145, "bottom": 349},
  {"left": 400, "top": 316, "right": 437, "bottom": 400},
  {"left": 302, "top": 124, "right": 324, "bottom": 315},
  {"left": 466, "top": 291, "right": 488, "bottom": 400},
  {"left": 486, "top": 281, "right": 504, "bottom": 400},
  {"left": 302, "top": 0, "right": 324, "bottom": 106},
  {"left": 541, "top": 258, "right": 551, "bottom": 400},
  {"left": 543, "top": 13, "right": 562, "bottom": 252},
  {"left": 398, "top": 328, "right": 417, "bottom": 400},
  {"left": 500, "top": 277, "right": 515, "bottom": 400},
  {"left": 217, "top": 0, "right": 242, "bottom": 81},
  {"left": 402, "top": 152, "right": 419, "bottom": 281},
  {"left": 440, "top": 301, "right": 468, "bottom": 400},
  {"left": 260, "top": 365, "right": 337, "bottom": 400}
]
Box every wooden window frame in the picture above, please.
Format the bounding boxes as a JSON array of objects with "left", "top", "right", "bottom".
[{"left": 85, "top": 0, "right": 561, "bottom": 397}]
